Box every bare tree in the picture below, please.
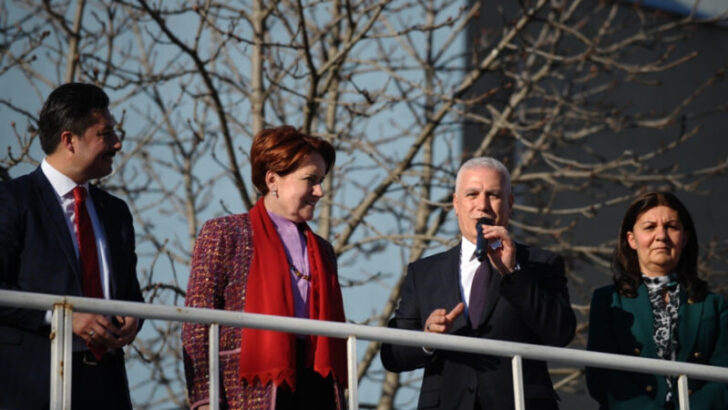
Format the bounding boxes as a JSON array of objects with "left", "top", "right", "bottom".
[{"left": 1, "top": 0, "right": 726, "bottom": 408}]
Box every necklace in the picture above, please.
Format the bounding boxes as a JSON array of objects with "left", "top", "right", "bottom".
[{"left": 291, "top": 265, "right": 311, "bottom": 281}]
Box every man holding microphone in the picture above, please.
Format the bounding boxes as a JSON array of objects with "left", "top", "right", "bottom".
[{"left": 381, "top": 157, "right": 576, "bottom": 410}]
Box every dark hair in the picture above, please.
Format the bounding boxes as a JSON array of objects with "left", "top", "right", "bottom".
[
  {"left": 38, "top": 83, "right": 110, "bottom": 154},
  {"left": 250, "top": 126, "right": 336, "bottom": 195},
  {"left": 612, "top": 191, "right": 707, "bottom": 301}
]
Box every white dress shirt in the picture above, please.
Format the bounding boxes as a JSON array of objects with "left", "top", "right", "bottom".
[
  {"left": 458, "top": 238, "right": 480, "bottom": 319},
  {"left": 41, "top": 159, "right": 112, "bottom": 300}
]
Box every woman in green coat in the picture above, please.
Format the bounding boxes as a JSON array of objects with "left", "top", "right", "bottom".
[{"left": 586, "top": 192, "right": 728, "bottom": 409}]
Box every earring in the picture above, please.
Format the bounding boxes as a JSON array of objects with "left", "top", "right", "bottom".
[{"left": 272, "top": 189, "right": 278, "bottom": 198}]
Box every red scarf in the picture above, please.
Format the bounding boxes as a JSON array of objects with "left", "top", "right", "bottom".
[{"left": 239, "top": 198, "right": 347, "bottom": 390}]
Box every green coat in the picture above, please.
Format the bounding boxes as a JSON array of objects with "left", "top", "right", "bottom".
[{"left": 586, "top": 284, "right": 728, "bottom": 410}]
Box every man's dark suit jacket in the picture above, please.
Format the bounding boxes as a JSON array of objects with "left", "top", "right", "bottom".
[
  {"left": 0, "top": 167, "right": 144, "bottom": 409},
  {"left": 381, "top": 243, "right": 576, "bottom": 410}
]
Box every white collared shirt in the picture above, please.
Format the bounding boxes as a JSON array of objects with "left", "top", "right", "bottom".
[
  {"left": 458, "top": 238, "right": 480, "bottom": 318},
  {"left": 41, "top": 159, "right": 112, "bottom": 300}
]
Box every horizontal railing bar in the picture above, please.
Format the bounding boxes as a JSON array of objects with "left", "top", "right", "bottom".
[{"left": 2, "top": 289, "right": 727, "bottom": 384}]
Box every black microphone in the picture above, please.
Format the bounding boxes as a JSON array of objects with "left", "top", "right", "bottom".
[{"left": 474, "top": 217, "right": 494, "bottom": 262}]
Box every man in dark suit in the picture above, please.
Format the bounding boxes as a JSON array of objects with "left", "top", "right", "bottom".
[
  {"left": 0, "top": 83, "right": 144, "bottom": 409},
  {"left": 381, "top": 157, "right": 576, "bottom": 410}
]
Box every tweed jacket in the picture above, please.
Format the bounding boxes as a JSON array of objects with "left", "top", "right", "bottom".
[
  {"left": 586, "top": 284, "right": 728, "bottom": 410},
  {"left": 182, "top": 213, "right": 345, "bottom": 409}
]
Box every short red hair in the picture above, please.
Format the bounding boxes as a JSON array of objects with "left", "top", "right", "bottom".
[{"left": 250, "top": 125, "right": 336, "bottom": 195}]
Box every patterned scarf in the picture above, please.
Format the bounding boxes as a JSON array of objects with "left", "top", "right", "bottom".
[
  {"left": 239, "top": 198, "right": 347, "bottom": 390},
  {"left": 643, "top": 274, "right": 680, "bottom": 405}
]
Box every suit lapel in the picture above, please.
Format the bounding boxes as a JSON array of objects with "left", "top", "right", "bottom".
[
  {"left": 31, "top": 168, "right": 82, "bottom": 288},
  {"left": 89, "top": 186, "right": 117, "bottom": 298},
  {"left": 439, "top": 246, "right": 469, "bottom": 331},
  {"left": 677, "top": 291, "right": 703, "bottom": 361},
  {"left": 474, "top": 242, "right": 531, "bottom": 329},
  {"left": 621, "top": 284, "right": 657, "bottom": 357}
]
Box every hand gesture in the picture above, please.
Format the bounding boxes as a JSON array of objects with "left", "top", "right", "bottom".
[{"left": 424, "top": 302, "right": 464, "bottom": 334}]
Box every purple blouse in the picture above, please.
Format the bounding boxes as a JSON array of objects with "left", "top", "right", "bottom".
[{"left": 267, "top": 211, "right": 310, "bottom": 319}]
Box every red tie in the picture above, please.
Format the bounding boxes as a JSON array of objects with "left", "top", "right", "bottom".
[
  {"left": 72, "top": 186, "right": 106, "bottom": 359},
  {"left": 73, "top": 186, "right": 103, "bottom": 299}
]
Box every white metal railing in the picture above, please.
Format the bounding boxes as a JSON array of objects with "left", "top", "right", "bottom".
[{"left": 1, "top": 289, "right": 728, "bottom": 410}]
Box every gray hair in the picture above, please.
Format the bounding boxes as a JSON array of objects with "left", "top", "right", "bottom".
[{"left": 455, "top": 157, "right": 512, "bottom": 194}]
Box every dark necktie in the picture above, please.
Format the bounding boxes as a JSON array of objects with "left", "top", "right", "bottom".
[
  {"left": 469, "top": 260, "right": 491, "bottom": 328},
  {"left": 73, "top": 186, "right": 106, "bottom": 359}
]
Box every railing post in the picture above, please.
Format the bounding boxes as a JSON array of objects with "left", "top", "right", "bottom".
[
  {"left": 677, "top": 374, "right": 690, "bottom": 410},
  {"left": 50, "top": 304, "right": 66, "bottom": 410},
  {"left": 347, "top": 335, "right": 358, "bottom": 410},
  {"left": 63, "top": 304, "right": 73, "bottom": 410},
  {"left": 512, "top": 355, "right": 525, "bottom": 410},
  {"left": 209, "top": 324, "right": 220, "bottom": 410}
]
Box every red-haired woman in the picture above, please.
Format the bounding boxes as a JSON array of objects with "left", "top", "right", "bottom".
[{"left": 182, "top": 126, "right": 347, "bottom": 409}]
